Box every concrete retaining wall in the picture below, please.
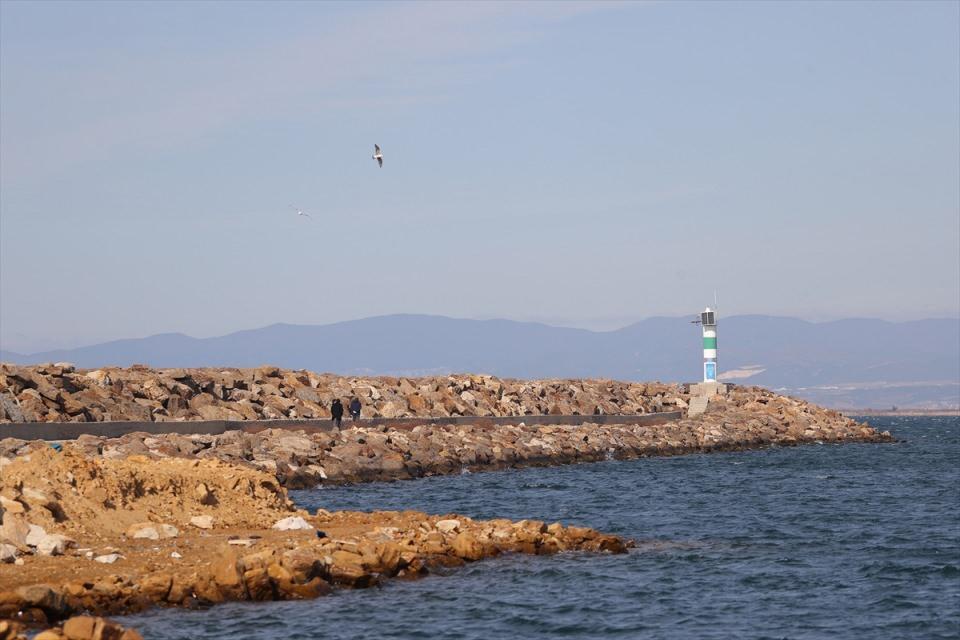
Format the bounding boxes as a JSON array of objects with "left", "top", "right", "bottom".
[{"left": 0, "top": 411, "right": 683, "bottom": 442}]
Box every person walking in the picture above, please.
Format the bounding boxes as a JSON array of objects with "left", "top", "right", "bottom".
[
  {"left": 331, "top": 399, "right": 344, "bottom": 430},
  {"left": 349, "top": 397, "right": 361, "bottom": 422}
]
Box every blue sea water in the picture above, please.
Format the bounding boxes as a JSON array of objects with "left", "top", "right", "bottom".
[{"left": 125, "top": 417, "right": 960, "bottom": 639}]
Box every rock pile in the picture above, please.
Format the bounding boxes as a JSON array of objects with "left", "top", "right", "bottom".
[
  {"left": 0, "top": 446, "right": 630, "bottom": 626},
  {"left": 0, "top": 509, "right": 627, "bottom": 624},
  {"left": 0, "top": 447, "right": 296, "bottom": 558},
  {"left": 0, "top": 364, "right": 678, "bottom": 423},
  {"left": 2, "top": 616, "right": 142, "bottom": 640},
  {"left": 0, "top": 387, "right": 891, "bottom": 489}
]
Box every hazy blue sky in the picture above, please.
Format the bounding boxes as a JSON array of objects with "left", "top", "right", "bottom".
[{"left": 1, "top": 0, "right": 958, "bottom": 352}]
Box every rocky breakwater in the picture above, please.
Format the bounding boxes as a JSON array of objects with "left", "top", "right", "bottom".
[
  {"left": 0, "top": 448, "right": 630, "bottom": 628},
  {"left": 0, "top": 387, "right": 892, "bottom": 489},
  {"left": 1, "top": 616, "right": 142, "bottom": 640},
  {"left": 0, "top": 364, "right": 677, "bottom": 423}
]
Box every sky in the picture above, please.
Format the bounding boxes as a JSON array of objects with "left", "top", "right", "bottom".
[{"left": 1, "top": 0, "right": 958, "bottom": 353}]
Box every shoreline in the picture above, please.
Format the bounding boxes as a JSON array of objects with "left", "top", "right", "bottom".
[
  {"left": 0, "top": 367, "right": 896, "bottom": 636},
  {"left": 841, "top": 409, "right": 959, "bottom": 417},
  {"left": 0, "top": 448, "right": 629, "bottom": 632}
]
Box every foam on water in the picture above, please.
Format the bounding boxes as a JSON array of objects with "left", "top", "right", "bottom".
[{"left": 125, "top": 417, "right": 960, "bottom": 639}]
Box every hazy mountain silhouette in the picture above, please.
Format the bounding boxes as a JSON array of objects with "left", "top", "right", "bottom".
[{"left": 2, "top": 314, "right": 958, "bottom": 408}]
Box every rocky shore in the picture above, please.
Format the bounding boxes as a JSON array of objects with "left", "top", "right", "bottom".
[
  {"left": 0, "top": 364, "right": 677, "bottom": 423},
  {"left": 0, "top": 448, "right": 627, "bottom": 631}
]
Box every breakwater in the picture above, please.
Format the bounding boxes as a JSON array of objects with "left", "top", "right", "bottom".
[
  {"left": 0, "top": 364, "right": 679, "bottom": 423},
  {"left": 1, "top": 385, "right": 890, "bottom": 488}
]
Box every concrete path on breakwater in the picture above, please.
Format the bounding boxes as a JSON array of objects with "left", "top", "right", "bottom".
[{"left": 0, "top": 411, "right": 683, "bottom": 441}]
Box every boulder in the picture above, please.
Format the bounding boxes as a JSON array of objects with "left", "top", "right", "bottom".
[
  {"left": 0, "top": 543, "right": 17, "bottom": 563},
  {"left": 126, "top": 522, "right": 177, "bottom": 540},
  {"left": 0, "top": 513, "right": 29, "bottom": 546},
  {"left": 189, "top": 515, "right": 214, "bottom": 530},
  {"left": 435, "top": 519, "right": 460, "bottom": 534},
  {"left": 0, "top": 394, "right": 25, "bottom": 423},
  {"left": 94, "top": 554, "right": 122, "bottom": 564},
  {"left": 62, "top": 616, "right": 97, "bottom": 640},
  {"left": 26, "top": 524, "right": 49, "bottom": 547},
  {"left": 36, "top": 533, "right": 73, "bottom": 557},
  {"left": 450, "top": 531, "right": 485, "bottom": 561},
  {"left": 272, "top": 516, "right": 313, "bottom": 531}
]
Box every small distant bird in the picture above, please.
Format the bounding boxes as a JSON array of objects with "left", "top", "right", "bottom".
[
  {"left": 291, "top": 205, "right": 312, "bottom": 220},
  {"left": 372, "top": 144, "right": 383, "bottom": 168}
]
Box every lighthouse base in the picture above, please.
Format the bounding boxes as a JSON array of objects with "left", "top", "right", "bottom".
[{"left": 690, "top": 382, "right": 728, "bottom": 398}]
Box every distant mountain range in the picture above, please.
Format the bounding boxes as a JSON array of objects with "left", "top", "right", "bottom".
[{"left": 2, "top": 314, "right": 958, "bottom": 409}]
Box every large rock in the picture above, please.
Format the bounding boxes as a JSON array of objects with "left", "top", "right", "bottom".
[
  {"left": 36, "top": 533, "right": 74, "bottom": 557},
  {"left": 272, "top": 516, "right": 313, "bottom": 531},
  {"left": 0, "top": 394, "right": 25, "bottom": 423},
  {"left": 0, "top": 543, "right": 17, "bottom": 563},
  {"left": 125, "top": 523, "right": 178, "bottom": 540},
  {"left": 1, "top": 515, "right": 30, "bottom": 547}
]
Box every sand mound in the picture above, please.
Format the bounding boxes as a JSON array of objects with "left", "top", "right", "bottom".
[{"left": 0, "top": 447, "right": 295, "bottom": 541}]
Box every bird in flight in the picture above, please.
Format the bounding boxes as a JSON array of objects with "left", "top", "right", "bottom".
[
  {"left": 372, "top": 144, "right": 383, "bottom": 168},
  {"left": 291, "top": 205, "right": 312, "bottom": 220}
]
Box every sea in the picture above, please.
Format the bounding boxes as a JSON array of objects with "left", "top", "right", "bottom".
[{"left": 124, "top": 416, "right": 959, "bottom": 639}]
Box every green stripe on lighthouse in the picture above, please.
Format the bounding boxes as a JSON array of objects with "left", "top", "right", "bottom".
[{"left": 703, "top": 337, "right": 717, "bottom": 349}]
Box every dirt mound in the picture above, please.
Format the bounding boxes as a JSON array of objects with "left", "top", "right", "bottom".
[{"left": 0, "top": 447, "right": 295, "bottom": 541}]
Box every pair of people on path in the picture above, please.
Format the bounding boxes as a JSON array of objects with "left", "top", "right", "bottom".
[{"left": 331, "top": 397, "right": 362, "bottom": 429}]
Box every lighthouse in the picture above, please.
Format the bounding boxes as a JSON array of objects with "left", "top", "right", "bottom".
[{"left": 700, "top": 307, "right": 717, "bottom": 382}]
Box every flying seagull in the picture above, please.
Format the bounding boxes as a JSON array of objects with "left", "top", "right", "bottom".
[
  {"left": 372, "top": 144, "right": 383, "bottom": 168},
  {"left": 290, "top": 205, "right": 312, "bottom": 220}
]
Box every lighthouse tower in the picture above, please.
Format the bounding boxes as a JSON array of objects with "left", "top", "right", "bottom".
[{"left": 700, "top": 307, "right": 717, "bottom": 382}]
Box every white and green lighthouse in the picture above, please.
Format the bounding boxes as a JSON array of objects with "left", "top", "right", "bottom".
[{"left": 700, "top": 307, "right": 717, "bottom": 382}]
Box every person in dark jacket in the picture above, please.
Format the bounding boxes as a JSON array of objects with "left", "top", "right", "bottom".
[
  {"left": 349, "top": 397, "right": 361, "bottom": 421},
  {"left": 331, "top": 399, "right": 344, "bottom": 429}
]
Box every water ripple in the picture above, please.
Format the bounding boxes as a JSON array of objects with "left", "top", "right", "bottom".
[{"left": 124, "top": 417, "right": 960, "bottom": 639}]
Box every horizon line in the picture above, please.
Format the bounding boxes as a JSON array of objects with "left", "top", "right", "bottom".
[{"left": 2, "top": 312, "right": 959, "bottom": 357}]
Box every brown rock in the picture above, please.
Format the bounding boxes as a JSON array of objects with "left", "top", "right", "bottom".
[
  {"left": 62, "top": 616, "right": 97, "bottom": 640},
  {"left": 243, "top": 567, "right": 274, "bottom": 601},
  {"left": 450, "top": 532, "right": 485, "bottom": 561},
  {"left": 0, "top": 620, "right": 28, "bottom": 640},
  {"left": 210, "top": 552, "right": 244, "bottom": 598}
]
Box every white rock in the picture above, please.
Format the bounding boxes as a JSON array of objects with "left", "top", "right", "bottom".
[
  {"left": 14, "top": 558, "right": 24, "bottom": 566},
  {"left": 271, "top": 516, "right": 314, "bottom": 531},
  {"left": 189, "top": 515, "right": 214, "bottom": 530},
  {"left": 435, "top": 519, "right": 461, "bottom": 534},
  {"left": 25, "top": 524, "right": 48, "bottom": 547},
  {"left": 129, "top": 525, "right": 159, "bottom": 541},
  {"left": 127, "top": 522, "right": 177, "bottom": 540},
  {"left": 22, "top": 487, "right": 49, "bottom": 503},
  {"left": 36, "top": 534, "right": 73, "bottom": 557},
  {"left": 227, "top": 538, "right": 256, "bottom": 547},
  {"left": 170, "top": 551, "right": 182, "bottom": 559},
  {"left": 94, "top": 553, "right": 122, "bottom": 564}
]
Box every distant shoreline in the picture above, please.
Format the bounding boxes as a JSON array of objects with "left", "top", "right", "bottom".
[{"left": 841, "top": 409, "right": 960, "bottom": 417}]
